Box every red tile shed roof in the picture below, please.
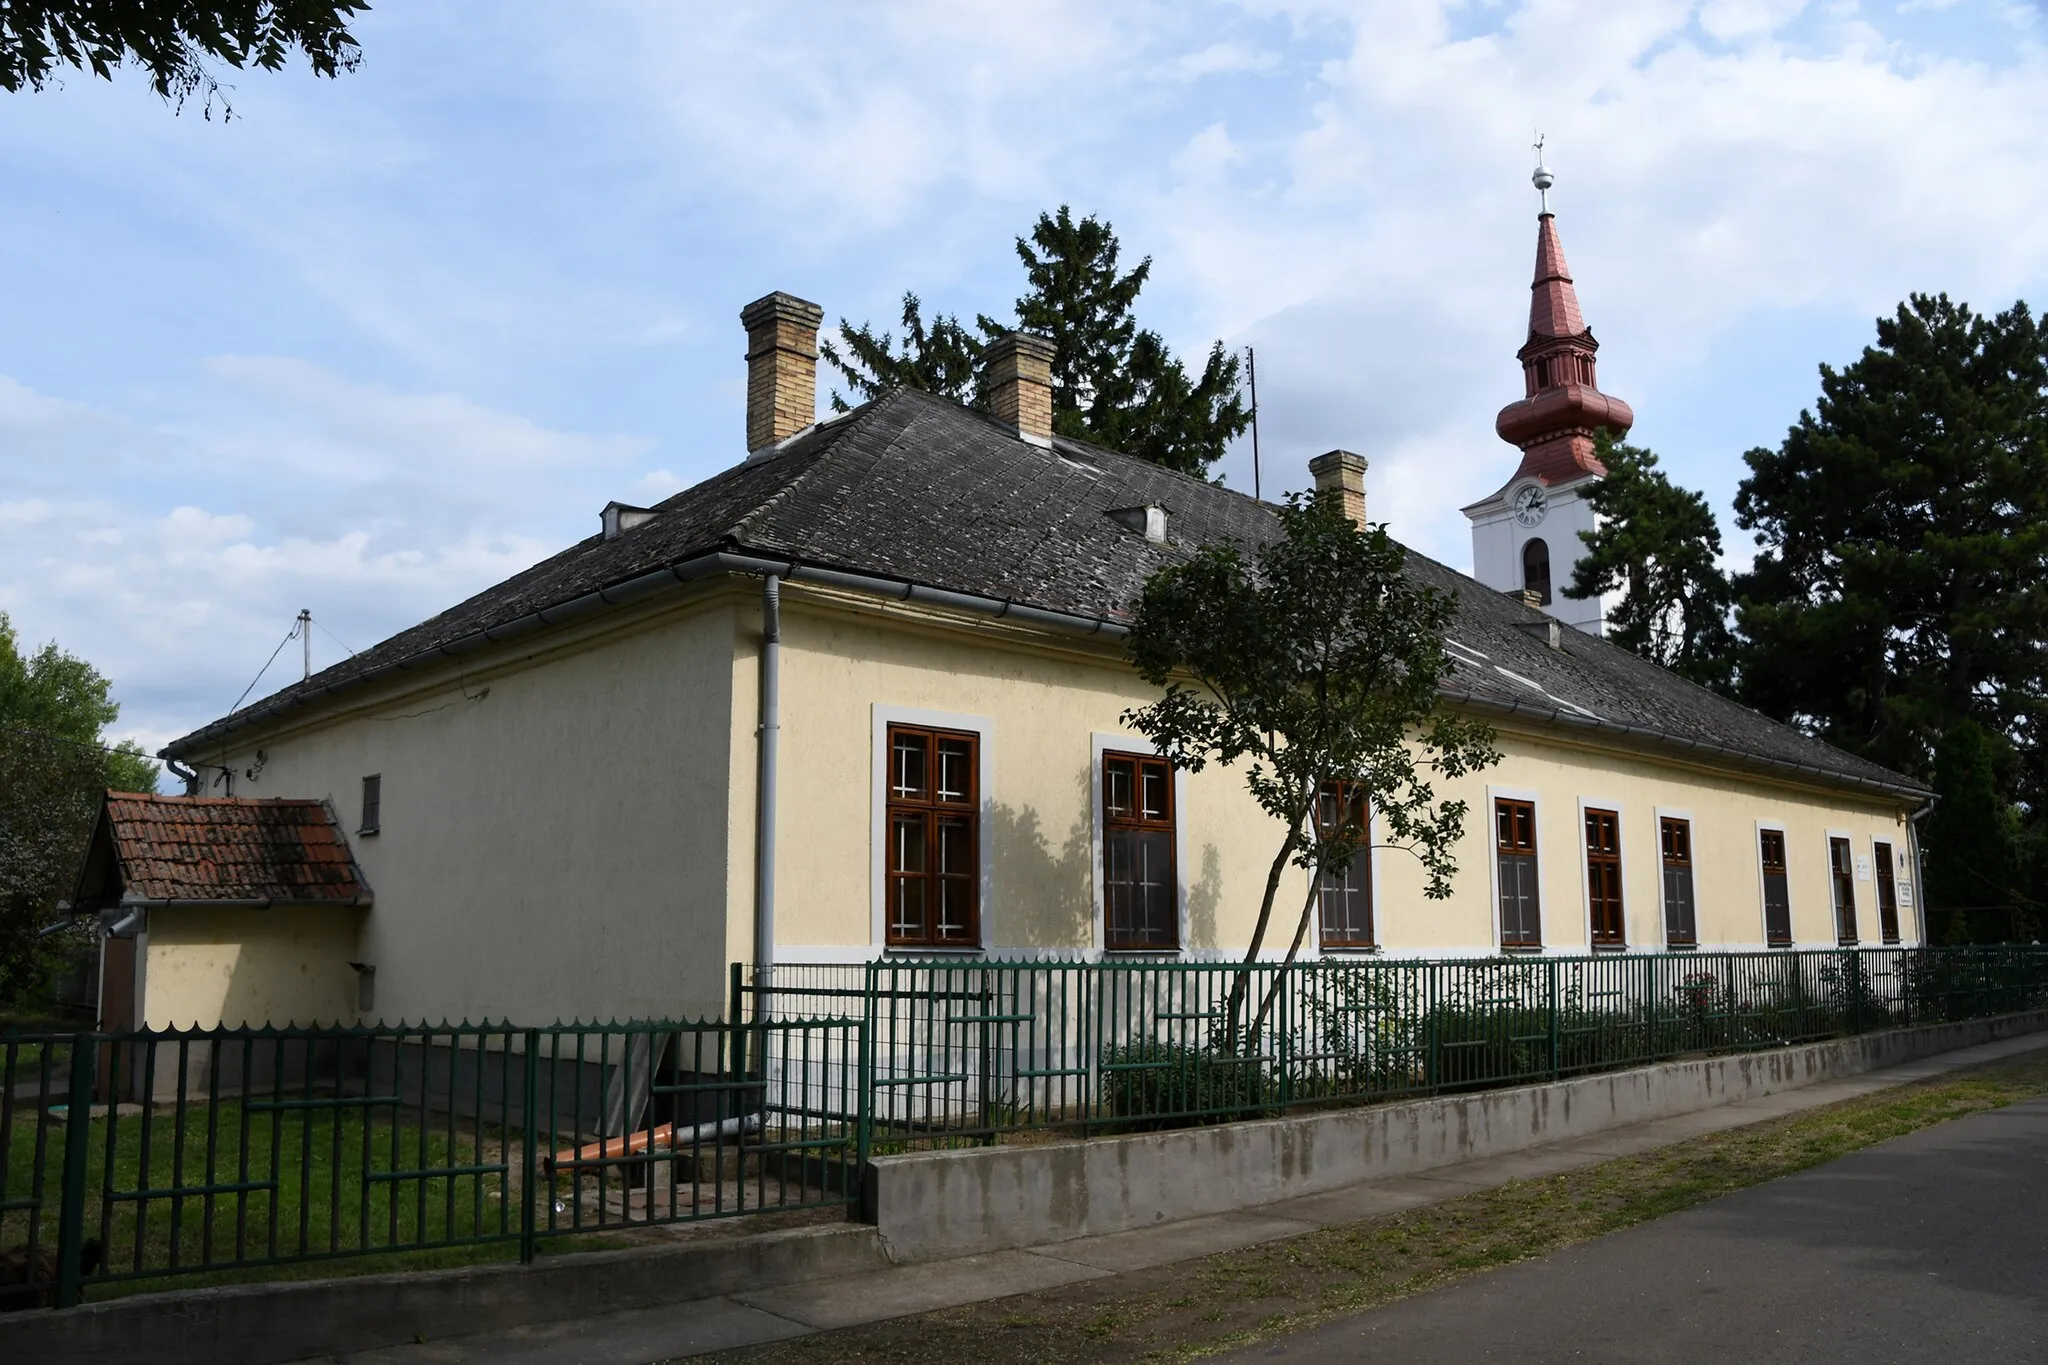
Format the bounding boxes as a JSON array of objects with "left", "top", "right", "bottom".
[{"left": 83, "top": 793, "right": 371, "bottom": 907}]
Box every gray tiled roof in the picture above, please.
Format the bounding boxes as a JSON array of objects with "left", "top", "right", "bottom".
[{"left": 164, "top": 388, "right": 1925, "bottom": 797}]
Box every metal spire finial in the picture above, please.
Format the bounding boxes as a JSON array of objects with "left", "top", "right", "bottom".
[{"left": 1531, "top": 133, "right": 1554, "bottom": 213}]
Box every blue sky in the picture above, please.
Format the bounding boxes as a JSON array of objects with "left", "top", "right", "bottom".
[{"left": 4, "top": 0, "right": 2046, "bottom": 766}]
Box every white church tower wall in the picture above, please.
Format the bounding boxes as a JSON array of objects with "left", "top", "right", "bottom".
[{"left": 1463, "top": 153, "right": 1633, "bottom": 638}]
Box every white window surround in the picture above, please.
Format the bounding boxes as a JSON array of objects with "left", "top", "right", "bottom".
[
  {"left": 1091, "top": 731, "right": 1191, "bottom": 957},
  {"left": 1574, "top": 796, "right": 1629, "bottom": 953},
  {"left": 1651, "top": 805, "right": 1699, "bottom": 950},
  {"left": 1486, "top": 784, "right": 1545, "bottom": 953},
  {"left": 1309, "top": 801, "right": 1384, "bottom": 958},
  {"left": 868, "top": 704, "right": 996, "bottom": 954},
  {"left": 1754, "top": 818, "right": 1791, "bottom": 949}
]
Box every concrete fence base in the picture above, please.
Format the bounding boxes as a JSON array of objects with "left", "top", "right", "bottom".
[
  {"left": 0, "top": 1223, "right": 885, "bottom": 1365},
  {"left": 864, "top": 1008, "right": 2048, "bottom": 1262}
]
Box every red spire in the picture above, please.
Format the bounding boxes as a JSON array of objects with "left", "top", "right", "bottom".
[
  {"left": 1493, "top": 207, "right": 1631, "bottom": 486},
  {"left": 1527, "top": 214, "right": 1585, "bottom": 338}
]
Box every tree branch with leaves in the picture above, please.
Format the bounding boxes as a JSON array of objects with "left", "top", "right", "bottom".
[
  {"left": 1, "top": 1, "right": 367, "bottom": 118},
  {"left": 1121, "top": 496, "right": 1500, "bottom": 1043}
]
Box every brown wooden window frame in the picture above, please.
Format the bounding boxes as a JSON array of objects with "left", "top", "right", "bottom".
[
  {"left": 1584, "top": 807, "right": 1624, "bottom": 949},
  {"left": 1873, "top": 840, "right": 1902, "bottom": 945},
  {"left": 1660, "top": 817, "right": 1698, "bottom": 948},
  {"left": 1759, "top": 827, "right": 1792, "bottom": 947},
  {"left": 359, "top": 774, "right": 381, "bottom": 836},
  {"left": 1496, "top": 797, "right": 1542, "bottom": 949},
  {"left": 1316, "top": 781, "right": 1374, "bottom": 950},
  {"left": 1102, "top": 750, "right": 1179, "bottom": 952},
  {"left": 884, "top": 724, "right": 981, "bottom": 950},
  {"left": 1828, "top": 836, "right": 1859, "bottom": 946}
]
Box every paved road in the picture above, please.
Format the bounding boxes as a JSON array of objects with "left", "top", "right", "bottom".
[{"left": 1221, "top": 1096, "right": 2048, "bottom": 1364}]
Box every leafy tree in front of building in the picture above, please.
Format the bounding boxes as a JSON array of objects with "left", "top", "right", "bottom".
[
  {"left": 1562, "top": 432, "right": 1735, "bottom": 691},
  {"left": 1121, "top": 495, "right": 1499, "bottom": 1041},
  {"left": 822, "top": 206, "right": 1250, "bottom": 477},
  {"left": 0, "top": 613, "right": 159, "bottom": 1012},
  {"left": 0, "top": 1, "right": 367, "bottom": 118}
]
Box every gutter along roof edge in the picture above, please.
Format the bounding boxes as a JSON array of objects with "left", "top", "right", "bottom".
[
  {"left": 160, "top": 548, "right": 1921, "bottom": 802},
  {"left": 160, "top": 551, "right": 1132, "bottom": 758},
  {"left": 1439, "top": 687, "right": 1933, "bottom": 802},
  {"left": 118, "top": 894, "right": 375, "bottom": 910}
]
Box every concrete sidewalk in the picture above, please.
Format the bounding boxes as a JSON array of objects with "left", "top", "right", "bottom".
[{"left": 299, "top": 1029, "right": 2048, "bottom": 1365}]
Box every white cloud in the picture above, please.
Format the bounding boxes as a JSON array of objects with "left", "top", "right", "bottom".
[
  {"left": 0, "top": 365, "right": 646, "bottom": 750},
  {"left": 8, "top": 0, "right": 2048, "bottom": 755}
]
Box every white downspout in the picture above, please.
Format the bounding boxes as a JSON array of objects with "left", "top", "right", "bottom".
[
  {"left": 1907, "top": 795, "right": 1938, "bottom": 945},
  {"left": 754, "top": 574, "right": 781, "bottom": 1021}
]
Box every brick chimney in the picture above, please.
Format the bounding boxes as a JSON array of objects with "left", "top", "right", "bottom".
[
  {"left": 979, "top": 332, "right": 1057, "bottom": 446},
  {"left": 1309, "top": 450, "right": 1368, "bottom": 528},
  {"left": 741, "top": 292, "right": 824, "bottom": 454}
]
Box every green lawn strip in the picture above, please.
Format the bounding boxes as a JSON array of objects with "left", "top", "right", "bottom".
[
  {"left": 4, "top": 1100, "right": 520, "bottom": 1278},
  {"left": 692, "top": 1047, "right": 2048, "bottom": 1365}
]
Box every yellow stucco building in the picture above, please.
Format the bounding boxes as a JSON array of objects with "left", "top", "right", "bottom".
[{"left": 122, "top": 282, "right": 1927, "bottom": 1032}]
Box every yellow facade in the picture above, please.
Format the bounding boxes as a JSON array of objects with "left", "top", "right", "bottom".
[
  {"left": 141, "top": 906, "right": 363, "bottom": 1029},
  {"left": 756, "top": 586, "right": 1918, "bottom": 965},
  {"left": 189, "top": 574, "right": 1920, "bottom": 1028}
]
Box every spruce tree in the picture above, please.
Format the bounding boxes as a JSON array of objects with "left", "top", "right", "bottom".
[
  {"left": 819, "top": 293, "right": 983, "bottom": 413},
  {"left": 1562, "top": 433, "right": 1734, "bottom": 690},
  {"left": 823, "top": 207, "right": 1250, "bottom": 477}
]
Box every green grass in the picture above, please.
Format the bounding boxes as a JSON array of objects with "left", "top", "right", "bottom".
[
  {"left": 5, "top": 1099, "right": 520, "bottom": 1290},
  {"left": 692, "top": 1046, "right": 2048, "bottom": 1364}
]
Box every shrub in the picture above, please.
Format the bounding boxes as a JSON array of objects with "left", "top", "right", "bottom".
[{"left": 1097, "top": 1039, "right": 1276, "bottom": 1129}]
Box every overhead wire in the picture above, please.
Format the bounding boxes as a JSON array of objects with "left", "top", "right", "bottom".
[
  {"left": 229, "top": 618, "right": 303, "bottom": 715},
  {"left": 313, "top": 617, "right": 358, "bottom": 658}
]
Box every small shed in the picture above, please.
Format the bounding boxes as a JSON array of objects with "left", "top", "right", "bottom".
[{"left": 70, "top": 793, "right": 373, "bottom": 1034}]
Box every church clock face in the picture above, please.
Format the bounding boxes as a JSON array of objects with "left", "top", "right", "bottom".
[{"left": 1512, "top": 483, "right": 1548, "bottom": 528}]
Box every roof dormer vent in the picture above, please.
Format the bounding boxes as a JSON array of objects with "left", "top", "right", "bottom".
[
  {"left": 601, "top": 502, "right": 660, "bottom": 540},
  {"left": 1108, "top": 504, "right": 1170, "bottom": 545}
]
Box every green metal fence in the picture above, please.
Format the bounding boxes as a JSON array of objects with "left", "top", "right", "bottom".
[
  {"left": 8, "top": 945, "right": 2045, "bottom": 1309},
  {"left": 1, "top": 1015, "right": 863, "bottom": 1309},
  {"left": 757, "top": 946, "right": 2048, "bottom": 1150}
]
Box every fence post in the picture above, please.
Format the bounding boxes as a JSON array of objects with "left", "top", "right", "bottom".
[
  {"left": 520, "top": 1030, "right": 539, "bottom": 1264},
  {"left": 856, "top": 960, "right": 877, "bottom": 1205},
  {"left": 1278, "top": 966, "right": 1294, "bottom": 1111},
  {"left": 1547, "top": 959, "right": 1562, "bottom": 1079},
  {"left": 1644, "top": 954, "right": 1659, "bottom": 1061},
  {"left": 1425, "top": 963, "right": 1440, "bottom": 1093},
  {"left": 54, "top": 1032, "right": 98, "bottom": 1309},
  {"left": 1849, "top": 951, "right": 1864, "bottom": 1035}
]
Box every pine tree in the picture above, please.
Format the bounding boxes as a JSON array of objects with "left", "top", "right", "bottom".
[
  {"left": 823, "top": 207, "right": 1250, "bottom": 476},
  {"left": 1732, "top": 294, "right": 2048, "bottom": 784},
  {"left": 818, "top": 293, "right": 984, "bottom": 412},
  {"left": 1562, "top": 433, "right": 1734, "bottom": 689}
]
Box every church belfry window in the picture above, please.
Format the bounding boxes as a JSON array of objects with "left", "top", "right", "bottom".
[{"left": 1522, "top": 538, "right": 1552, "bottom": 605}]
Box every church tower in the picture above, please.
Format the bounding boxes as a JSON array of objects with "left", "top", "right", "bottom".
[{"left": 1462, "top": 154, "right": 1633, "bottom": 635}]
